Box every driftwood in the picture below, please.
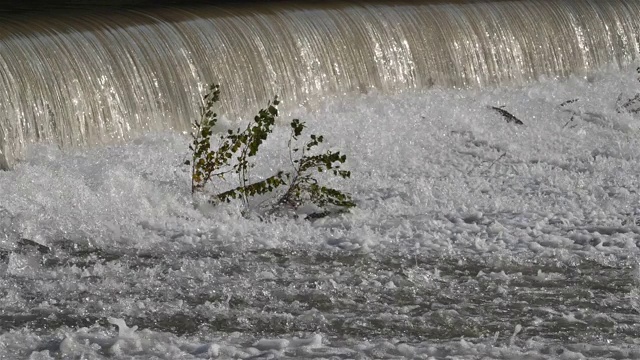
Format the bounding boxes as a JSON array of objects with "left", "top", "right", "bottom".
[{"left": 489, "top": 106, "right": 524, "bottom": 125}]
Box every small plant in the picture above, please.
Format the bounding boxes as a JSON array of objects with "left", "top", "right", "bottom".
[
  {"left": 185, "top": 84, "right": 354, "bottom": 218},
  {"left": 616, "top": 67, "right": 640, "bottom": 114},
  {"left": 559, "top": 98, "right": 579, "bottom": 128},
  {"left": 275, "top": 119, "right": 355, "bottom": 211}
]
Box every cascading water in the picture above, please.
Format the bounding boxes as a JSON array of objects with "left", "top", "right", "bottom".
[{"left": 1, "top": 0, "right": 639, "bottom": 169}]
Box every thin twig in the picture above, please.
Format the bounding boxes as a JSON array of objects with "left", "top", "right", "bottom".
[
  {"left": 562, "top": 114, "right": 576, "bottom": 129},
  {"left": 559, "top": 98, "right": 578, "bottom": 107},
  {"left": 481, "top": 152, "right": 507, "bottom": 175}
]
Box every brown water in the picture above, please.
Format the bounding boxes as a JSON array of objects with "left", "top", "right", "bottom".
[{"left": 1, "top": 0, "right": 639, "bottom": 169}]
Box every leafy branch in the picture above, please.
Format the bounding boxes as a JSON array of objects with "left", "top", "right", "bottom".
[{"left": 186, "top": 84, "right": 354, "bottom": 218}]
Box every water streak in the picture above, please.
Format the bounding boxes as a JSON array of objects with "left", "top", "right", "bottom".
[{"left": 1, "top": 0, "right": 639, "bottom": 168}]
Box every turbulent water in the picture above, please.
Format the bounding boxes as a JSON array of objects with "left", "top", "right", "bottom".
[
  {"left": 2, "top": 0, "right": 640, "bottom": 169},
  {"left": 0, "top": 67, "right": 640, "bottom": 358},
  {"left": 2, "top": 0, "right": 640, "bottom": 358}
]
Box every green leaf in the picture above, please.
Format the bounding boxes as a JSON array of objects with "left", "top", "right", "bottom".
[{"left": 188, "top": 84, "right": 354, "bottom": 215}]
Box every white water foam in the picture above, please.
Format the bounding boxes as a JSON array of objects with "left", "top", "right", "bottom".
[{"left": 1, "top": 67, "right": 640, "bottom": 358}]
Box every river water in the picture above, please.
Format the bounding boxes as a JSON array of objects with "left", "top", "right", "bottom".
[{"left": 1, "top": 68, "right": 640, "bottom": 358}]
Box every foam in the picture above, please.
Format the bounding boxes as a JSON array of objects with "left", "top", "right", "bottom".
[{"left": 1, "top": 67, "right": 640, "bottom": 358}]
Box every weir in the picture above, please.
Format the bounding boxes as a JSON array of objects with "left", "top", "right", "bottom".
[{"left": 1, "top": 0, "right": 639, "bottom": 169}]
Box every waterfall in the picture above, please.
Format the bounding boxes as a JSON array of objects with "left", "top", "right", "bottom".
[{"left": 1, "top": 0, "right": 639, "bottom": 169}]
